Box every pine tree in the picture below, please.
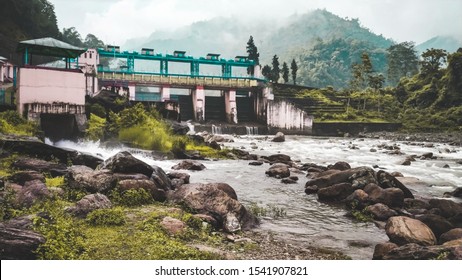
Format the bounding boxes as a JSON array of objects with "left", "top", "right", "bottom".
[
  {"left": 386, "top": 42, "right": 419, "bottom": 86},
  {"left": 262, "top": 65, "right": 272, "bottom": 80},
  {"left": 290, "top": 59, "right": 298, "bottom": 85},
  {"left": 281, "top": 62, "right": 289, "bottom": 84},
  {"left": 271, "top": 55, "right": 280, "bottom": 83},
  {"left": 246, "top": 36, "right": 260, "bottom": 75}
]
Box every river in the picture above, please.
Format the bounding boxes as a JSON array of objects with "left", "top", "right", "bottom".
[{"left": 48, "top": 135, "right": 462, "bottom": 259}]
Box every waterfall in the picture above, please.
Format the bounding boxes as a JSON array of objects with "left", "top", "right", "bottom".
[
  {"left": 212, "top": 125, "right": 223, "bottom": 135},
  {"left": 246, "top": 126, "right": 259, "bottom": 135}
]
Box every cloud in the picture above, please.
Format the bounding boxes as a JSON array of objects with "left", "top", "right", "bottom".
[{"left": 49, "top": 0, "right": 462, "bottom": 45}]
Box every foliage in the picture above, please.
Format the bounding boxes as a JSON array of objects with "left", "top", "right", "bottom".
[
  {"left": 261, "top": 65, "right": 272, "bottom": 80},
  {"left": 110, "top": 187, "right": 154, "bottom": 207},
  {"left": 61, "top": 27, "right": 83, "bottom": 47},
  {"left": 0, "top": 111, "right": 40, "bottom": 136},
  {"left": 85, "top": 113, "right": 107, "bottom": 141},
  {"left": 33, "top": 200, "right": 85, "bottom": 259},
  {"left": 83, "top": 34, "right": 105, "bottom": 48},
  {"left": 246, "top": 35, "right": 260, "bottom": 75},
  {"left": 281, "top": 62, "right": 289, "bottom": 84},
  {"left": 248, "top": 202, "right": 287, "bottom": 219},
  {"left": 85, "top": 207, "right": 126, "bottom": 226},
  {"left": 386, "top": 42, "right": 419, "bottom": 86},
  {"left": 290, "top": 59, "right": 298, "bottom": 85},
  {"left": 45, "top": 176, "right": 65, "bottom": 188},
  {"left": 420, "top": 48, "right": 448, "bottom": 79},
  {"left": 271, "top": 55, "right": 280, "bottom": 83}
]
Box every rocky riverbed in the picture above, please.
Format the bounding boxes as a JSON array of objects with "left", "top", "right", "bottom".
[{"left": 1, "top": 132, "right": 461, "bottom": 260}]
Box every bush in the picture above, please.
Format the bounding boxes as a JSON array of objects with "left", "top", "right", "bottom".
[
  {"left": 85, "top": 207, "right": 126, "bottom": 226},
  {"left": 0, "top": 111, "right": 40, "bottom": 136},
  {"left": 110, "top": 188, "right": 153, "bottom": 207},
  {"left": 85, "top": 113, "right": 106, "bottom": 141}
]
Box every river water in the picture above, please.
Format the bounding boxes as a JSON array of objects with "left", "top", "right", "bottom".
[{"left": 49, "top": 135, "right": 462, "bottom": 259}]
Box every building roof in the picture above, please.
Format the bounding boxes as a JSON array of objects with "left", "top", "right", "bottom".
[{"left": 16, "top": 37, "right": 86, "bottom": 58}]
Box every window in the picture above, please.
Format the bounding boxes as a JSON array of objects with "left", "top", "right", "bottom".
[
  {"left": 89, "top": 52, "right": 92, "bottom": 59},
  {"left": 84, "top": 53, "right": 87, "bottom": 59}
]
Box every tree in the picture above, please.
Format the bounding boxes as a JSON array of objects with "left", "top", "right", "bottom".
[
  {"left": 62, "top": 27, "right": 83, "bottom": 47},
  {"left": 281, "top": 62, "right": 289, "bottom": 84},
  {"left": 84, "top": 34, "right": 105, "bottom": 48},
  {"left": 290, "top": 59, "right": 298, "bottom": 85},
  {"left": 386, "top": 42, "right": 419, "bottom": 86},
  {"left": 420, "top": 48, "right": 448, "bottom": 79},
  {"left": 262, "top": 65, "right": 272, "bottom": 80},
  {"left": 271, "top": 55, "right": 280, "bottom": 83},
  {"left": 246, "top": 36, "right": 260, "bottom": 75}
]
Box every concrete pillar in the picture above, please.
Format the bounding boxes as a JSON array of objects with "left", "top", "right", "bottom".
[
  {"left": 224, "top": 89, "right": 237, "bottom": 124},
  {"left": 161, "top": 85, "right": 170, "bottom": 101},
  {"left": 0, "top": 64, "right": 4, "bottom": 83},
  {"left": 192, "top": 85, "right": 205, "bottom": 122},
  {"left": 128, "top": 84, "right": 136, "bottom": 101}
]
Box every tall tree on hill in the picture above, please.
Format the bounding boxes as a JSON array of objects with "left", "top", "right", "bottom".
[
  {"left": 271, "top": 55, "right": 280, "bottom": 83},
  {"left": 420, "top": 48, "right": 448, "bottom": 79},
  {"left": 84, "top": 34, "right": 105, "bottom": 48},
  {"left": 246, "top": 36, "right": 260, "bottom": 75},
  {"left": 291, "top": 59, "right": 298, "bottom": 85},
  {"left": 262, "top": 65, "right": 272, "bottom": 81},
  {"left": 281, "top": 62, "right": 289, "bottom": 84},
  {"left": 387, "top": 42, "right": 419, "bottom": 86},
  {"left": 62, "top": 27, "right": 83, "bottom": 47}
]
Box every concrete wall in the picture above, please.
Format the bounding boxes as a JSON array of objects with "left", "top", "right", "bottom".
[
  {"left": 312, "top": 122, "right": 402, "bottom": 136},
  {"left": 17, "top": 67, "right": 86, "bottom": 115},
  {"left": 224, "top": 90, "right": 237, "bottom": 124},
  {"left": 267, "top": 99, "right": 313, "bottom": 133}
]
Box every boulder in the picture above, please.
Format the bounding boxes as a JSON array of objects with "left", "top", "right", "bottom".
[
  {"left": 171, "top": 160, "right": 206, "bottom": 171},
  {"left": 421, "top": 152, "right": 433, "bottom": 159},
  {"left": 376, "top": 171, "right": 414, "bottom": 199},
  {"left": 404, "top": 198, "right": 431, "bottom": 210},
  {"left": 317, "top": 183, "right": 356, "bottom": 201},
  {"left": 385, "top": 216, "right": 437, "bottom": 246},
  {"left": 304, "top": 185, "right": 319, "bottom": 194},
  {"left": 416, "top": 214, "right": 454, "bottom": 238},
  {"left": 328, "top": 161, "right": 351, "bottom": 171},
  {"left": 439, "top": 228, "right": 462, "bottom": 244},
  {"left": 281, "top": 178, "right": 297, "bottom": 184},
  {"left": 66, "top": 193, "right": 112, "bottom": 218},
  {"left": 12, "top": 157, "right": 67, "bottom": 177},
  {"left": 382, "top": 243, "right": 461, "bottom": 260},
  {"left": 67, "top": 165, "right": 117, "bottom": 193},
  {"left": 169, "top": 183, "right": 256, "bottom": 232},
  {"left": 372, "top": 242, "right": 399, "bottom": 260},
  {"left": 345, "top": 189, "right": 369, "bottom": 209},
  {"left": 98, "top": 151, "right": 153, "bottom": 177},
  {"left": 206, "top": 183, "right": 238, "bottom": 200},
  {"left": 429, "top": 199, "right": 462, "bottom": 218},
  {"left": 265, "top": 163, "right": 290, "bottom": 178},
  {"left": 444, "top": 187, "right": 462, "bottom": 198},
  {"left": 117, "top": 179, "right": 166, "bottom": 202},
  {"left": 150, "top": 165, "right": 173, "bottom": 191},
  {"left": 193, "top": 214, "right": 219, "bottom": 229},
  {"left": 16, "top": 180, "right": 52, "bottom": 207},
  {"left": 167, "top": 172, "right": 190, "bottom": 184},
  {"left": 265, "top": 154, "right": 292, "bottom": 164},
  {"left": 160, "top": 216, "right": 187, "bottom": 235},
  {"left": 9, "top": 171, "right": 45, "bottom": 185},
  {"left": 306, "top": 167, "right": 377, "bottom": 189},
  {"left": 366, "top": 203, "right": 398, "bottom": 221},
  {"left": 272, "top": 132, "right": 285, "bottom": 142},
  {"left": 364, "top": 184, "right": 405, "bottom": 208},
  {"left": 248, "top": 161, "right": 264, "bottom": 166},
  {"left": 0, "top": 222, "right": 45, "bottom": 260}
]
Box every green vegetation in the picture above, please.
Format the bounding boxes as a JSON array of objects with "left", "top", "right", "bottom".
[
  {"left": 85, "top": 207, "right": 126, "bottom": 226},
  {"left": 45, "top": 176, "right": 65, "bottom": 188},
  {"left": 109, "top": 188, "right": 154, "bottom": 207},
  {"left": 248, "top": 202, "right": 287, "bottom": 219},
  {"left": 0, "top": 111, "right": 40, "bottom": 136}
]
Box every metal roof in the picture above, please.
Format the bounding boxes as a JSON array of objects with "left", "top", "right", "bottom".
[{"left": 16, "top": 37, "right": 86, "bottom": 58}]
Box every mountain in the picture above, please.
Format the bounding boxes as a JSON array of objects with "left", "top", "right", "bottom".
[
  {"left": 126, "top": 10, "right": 393, "bottom": 89},
  {"left": 416, "top": 36, "right": 462, "bottom": 54}
]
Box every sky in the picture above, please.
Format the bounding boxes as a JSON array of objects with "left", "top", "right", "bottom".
[{"left": 48, "top": 0, "right": 462, "bottom": 46}]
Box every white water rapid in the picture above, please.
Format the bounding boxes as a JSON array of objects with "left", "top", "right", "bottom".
[{"left": 48, "top": 135, "right": 462, "bottom": 259}]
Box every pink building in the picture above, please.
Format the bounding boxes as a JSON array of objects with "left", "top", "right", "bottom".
[{"left": 0, "top": 56, "right": 15, "bottom": 84}]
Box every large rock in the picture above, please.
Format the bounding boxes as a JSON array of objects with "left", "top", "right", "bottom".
[
  {"left": 171, "top": 160, "right": 206, "bottom": 171},
  {"left": 372, "top": 242, "right": 399, "bottom": 260},
  {"left": 429, "top": 199, "right": 462, "bottom": 218},
  {"left": 67, "top": 165, "right": 117, "bottom": 193},
  {"left": 16, "top": 180, "right": 52, "bottom": 207},
  {"left": 98, "top": 151, "right": 153, "bottom": 177},
  {"left": 272, "top": 132, "right": 285, "bottom": 142},
  {"left": 439, "top": 228, "right": 462, "bottom": 244},
  {"left": 317, "top": 183, "right": 356, "bottom": 201},
  {"left": 366, "top": 203, "right": 398, "bottom": 221},
  {"left": 206, "top": 183, "right": 238, "bottom": 200},
  {"left": 66, "top": 193, "right": 112, "bottom": 218},
  {"left": 265, "top": 154, "right": 292, "bottom": 164},
  {"left": 383, "top": 243, "right": 462, "bottom": 260},
  {"left": 169, "top": 183, "right": 256, "bottom": 232},
  {"left": 160, "top": 216, "right": 187, "bottom": 235},
  {"left": 445, "top": 187, "right": 462, "bottom": 198},
  {"left": 376, "top": 171, "right": 414, "bottom": 199},
  {"left": 364, "top": 184, "right": 405, "bottom": 208},
  {"left": 345, "top": 189, "right": 369, "bottom": 209},
  {"left": 265, "top": 163, "right": 290, "bottom": 178},
  {"left": 9, "top": 171, "right": 45, "bottom": 185},
  {"left": 117, "top": 179, "right": 166, "bottom": 202},
  {"left": 416, "top": 214, "right": 454, "bottom": 238},
  {"left": 328, "top": 161, "right": 351, "bottom": 171},
  {"left": 305, "top": 167, "right": 377, "bottom": 189},
  {"left": 150, "top": 165, "right": 173, "bottom": 191},
  {"left": 385, "top": 216, "right": 437, "bottom": 246},
  {"left": 0, "top": 222, "right": 45, "bottom": 260},
  {"left": 12, "top": 157, "right": 67, "bottom": 177}
]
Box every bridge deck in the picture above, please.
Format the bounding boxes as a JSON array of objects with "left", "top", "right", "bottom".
[{"left": 98, "top": 72, "right": 260, "bottom": 88}]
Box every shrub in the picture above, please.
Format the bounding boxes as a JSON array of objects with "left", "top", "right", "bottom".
[
  {"left": 45, "top": 176, "right": 65, "bottom": 188},
  {"left": 86, "top": 113, "right": 106, "bottom": 141},
  {"left": 85, "top": 207, "right": 126, "bottom": 226},
  {"left": 0, "top": 111, "right": 40, "bottom": 136},
  {"left": 110, "top": 188, "right": 153, "bottom": 207}
]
